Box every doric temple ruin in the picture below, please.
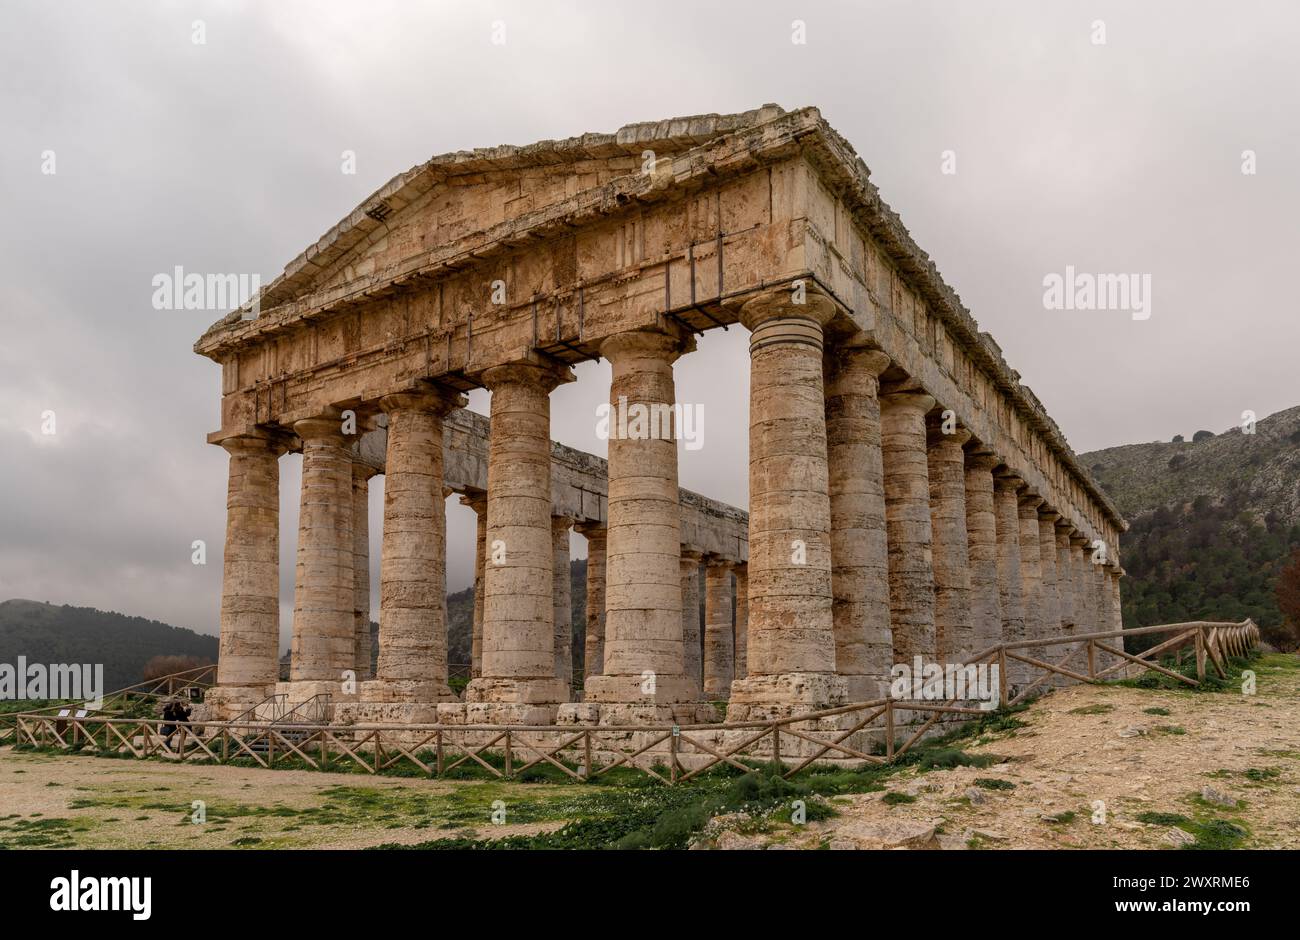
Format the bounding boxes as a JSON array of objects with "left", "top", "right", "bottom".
[{"left": 195, "top": 105, "right": 1126, "bottom": 730}]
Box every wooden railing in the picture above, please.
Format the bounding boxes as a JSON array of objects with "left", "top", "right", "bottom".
[{"left": 5, "top": 620, "right": 1260, "bottom": 784}]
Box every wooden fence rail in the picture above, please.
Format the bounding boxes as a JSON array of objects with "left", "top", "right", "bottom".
[{"left": 3, "top": 620, "right": 1260, "bottom": 785}]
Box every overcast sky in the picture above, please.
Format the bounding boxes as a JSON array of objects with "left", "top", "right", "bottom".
[{"left": 2, "top": 1, "right": 1296, "bottom": 647}]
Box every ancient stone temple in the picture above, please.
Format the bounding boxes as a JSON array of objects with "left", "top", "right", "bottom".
[{"left": 196, "top": 104, "right": 1126, "bottom": 728}]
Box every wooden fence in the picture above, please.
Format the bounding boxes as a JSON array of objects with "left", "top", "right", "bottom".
[{"left": 4, "top": 619, "right": 1260, "bottom": 785}]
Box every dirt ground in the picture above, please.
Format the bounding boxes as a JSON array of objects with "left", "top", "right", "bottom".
[
  {"left": 698, "top": 654, "right": 1300, "bottom": 849},
  {"left": 3, "top": 654, "right": 1297, "bottom": 850}
]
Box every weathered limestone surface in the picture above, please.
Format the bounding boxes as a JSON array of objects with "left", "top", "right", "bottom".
[
  {"left": 926, "top": 418, "right": 973, "bottom": 661},
  {"left": 552, "top": 516, "right": 574, "bottom": 690},
  {"left": 366, "top": 389, "right": 462, "bottom": 703},
  {"left": 993, "top": 476, "right": 1028, "bottom": 682},
  {"left": 733, "top": 563, "right": 749, "bottom": 680},
  {"left": 824, "top": 341, "right": 893, "bottom": 698},
  {"left": 1017, "top": 493, "right": 1045, "bottom": 644},
  {"left": 460, "top": 491, "right": 487, "bottom": 678},
  {"left": 577, "top": 524, "right": 607, "bottom": 680},
  {"left": 199, "top": 106, "right": 1127, "bottom": 726},
  {"left": 464, "top": 362, "right": 572, "bottom": 715},
  {"left": 680, "top": 550, "right": 703, "bottom": 694},
  {"left": 211, "top": 433, "right": 285, "bottom": 708},
  {"left": 728, "top": 294, "right": 845, "bottom": 715},
  {"left": 586, "top": 330, "right": 693, "bottom": 709},
  {"left": 351, "top": 463, "right": 375, "bottom": 680},
  {"left": 963, "top": 451, "right": 1003, "bottom": 655},
  {"left": 881, "top": 388, "right": 938, "bottom": 664},
  {"left": 289, "top": 416, "right": 356, "bottom": 686},
  {"left": 1037, "top": 510, "right": 1062, "bottom": 637},
  {"left": 703, "top": 559, "right": 735, "bottom": 700}
]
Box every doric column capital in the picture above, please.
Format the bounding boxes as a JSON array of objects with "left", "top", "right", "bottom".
[
  {"left": 574, "top": 521, "right": 606, "bottom": 540},
  {"left": 1037, "top": 507, "right": 1062, "bottom": 524},
  {"left": 680, "top": 548, "right": 704, "bottom": 563},
  {"left": 219, "top": 430, "right": 290, "bottom": 458},
  {"left": 827, "top": 334, "right": 891, "bottom": 377},
  {"left": 458, "top": 489, "right": 487, "bottom": 515},
  {"left": 1018, "top": 491, "right": 1045, "bottom": 512},
  {"left": 964, "top": 450, "right": 1002, "bottom": 474},
  {"left": 740, "top": 285, "right": 838, "bottom": 332},
  {"left": 480, "top": 359, "right": 574, "bottom": 393},
  {"left": 599, "top": 327, "right": 693, "bottom": 365},
  {"left": 705, "top": 555, "right": 735, "bottom": 571},
  {"left": 926, "top": 412, "right": 972, "bottom": 448},
  {"left": 551, "top": 514, "right": 576, "bottom": 534},
  {"left": 1069, "top": 532, "right": 1090, "bottom": 548},
  {"left": 352, "top": 461, "right": 379, "bottom": 485},
  {"left": 293, "top": 413, "right": 350, "bottom": 444},
  {"left": 878, "top": 387, "right": 937, "bottom": 414},
  {"left": 993, "top": 472, "right": 1024, "bottom": 494},
  {"left": 379, "top": 384, "right": 465, "bottom": 417}
]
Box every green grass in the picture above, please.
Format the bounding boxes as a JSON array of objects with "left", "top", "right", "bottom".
[{"left": 972, "top": 778, "right": 1016, "bottom": 791}]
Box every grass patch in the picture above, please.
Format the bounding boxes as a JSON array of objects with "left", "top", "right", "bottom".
[
  {"left": 1069, "top": 704, "right": 1114, "bottom": 715},
  {"left": 882, "top": 791, "right": 917, "bottom": 805}
]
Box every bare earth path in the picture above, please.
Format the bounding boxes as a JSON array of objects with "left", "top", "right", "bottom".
[{"left": 698, "top": 653, "right": 1300, "bottom": 849}]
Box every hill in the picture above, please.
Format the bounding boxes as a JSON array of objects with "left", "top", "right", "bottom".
[
  {"left": 0, "top": 599, "right": 218, "bottom": 692},
  {"left": 1082, "top": 405, "right": 1300, "bottom": 648}
]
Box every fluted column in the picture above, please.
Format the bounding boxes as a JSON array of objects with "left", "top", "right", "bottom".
[
  {"left": 679, "top": 550, "right": 703, "bottom": 694},
  {"left": 993, "top": 475, "right": 1028, "bottom": 684},
  {"left": 1054, "top": 521, "right": 1075, "bottom": 630},
  {"left": 1108, "top": 566, "right": 1125, "bottom": 633},
  {"left": 576, "top": 523, "right": 607, "bottom": 682},
  {"left": 290, "top": 415, "right": 356, "bottom": 685},
  {"left": 729, "top": 293, "right": 844, "bottom": 712},
  {"left": 365, "top": 388, "right": 462, "bottom": 702},
  {"left": 703, "top": 558, "right": 734, "bottom": 700},
  {"left": 585, "top": 329, "right": 693, "bottom": 708},
  {"left": 927, "top": 417, "right": 973, "bottom": 662},
  {"left": 881, "top": 386, "right": 938, "bottom": 663},
  {"left": 733, "top": 563, "right": 749, "bottom": 679},
  {"left": 552, "top": 515, "right": 574, "bottom": 690},
  {"left": 214, "top": 432, "right": 286, "bottom": 701},
  {"left": 1037, "top": 508, "right": 1062, "bottom": 637},
  {"left": 824, "top": 339, "right": 892, "bottom": 699},
  {"left": 1017, "top": 492, "right": 1045, "bottom": 643},
  {"left": 1069, "top": 533, "right": 1093, "bottom": 641},
  {"left": 963, "top": 450, "right": 1003, "bottom": 654},
  {"left": 464, "top": 361, "right": 572, "bottom": 709},
  {"left": 352, "top": 463, "right": 377, "bottom": 680},
  {"left": 460, "top": 492, "right": 488, "bottom": 679}
]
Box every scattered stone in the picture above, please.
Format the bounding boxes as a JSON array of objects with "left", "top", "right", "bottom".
[
  {"left": 964, "top": 787, "right": 988, "bottom": 805},
  {"left": 1200, "top": 786, "right": 1238, "bottom": 809},
  {"left": 1165, "top": 827, "right": 1196, "bottom": 846},
  {"left": 1119, "top": 726, "right": 1146, "bottom": 738}
]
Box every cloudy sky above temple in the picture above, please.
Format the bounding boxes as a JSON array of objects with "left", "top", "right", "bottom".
[{"left": 2, "top": 1, "right": 1296, "bottom": 643}]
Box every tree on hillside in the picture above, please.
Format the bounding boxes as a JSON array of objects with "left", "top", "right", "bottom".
[
  {"left": 1193, "top": 430, "right": 1215, "bottom": 442},
  {"left": 1274, "top": 548, "right": 1300, "bottom": 652}
]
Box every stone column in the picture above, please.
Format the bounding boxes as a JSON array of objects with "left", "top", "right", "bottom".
[
  {"left": 1017, "top": 492, "right": 1045, "bottom": 643},
  {"left": 465, "top": 361, "right": 573, "bottom": 713},
  {"left": 365, "top": 388, "right": 463, "bottom": 703},
  {"left": 993, "top": 475, "right": 1027, "bottom": 684},
  {"left": 1069, "top": 533, "right": 1093, "bottom": 642},
  {"left": 926, "top": 416, "right": 973, "bottom": 662},
  {"left": 352, "top": 463, "right": 377, "bottom": 681},
  {"left": 460, "top": 492, "right": 488, "bottom": 679},
  {"left": 880, "top": 386, "right": 938, "bottom": 664},
  {"left": 576, "top": 523, "right": 607, "bottom": 682},
  {"left": 703, "top": 558, "right": 734, "bottom": 700},
  {"left": 1108, "top": 567, "right": 1125, "bottom": 633},
  {"left": 585, "top": 329, "right": 693, "bottom": 710},
  {"left": 289, "top": 415, "right": 356, "bottom": 688},
  {"left": 824, "top": 339, "right": 893, "bottom": 699},
  {"left": 733, "top": 563, "right": 749, "bottom": 679},
  {"left": 728, "top": 293, "right": 844, "bottom": 714},
  {"left": 1037, "top": 508, "right": 1062, "bottom": 637},
  {"left": 552, "top": 515, "right": 574, "bottom": 691},
  {"left": 963, "top": 450, "right": 1003, "bottom": 655},
  {"left": 213, "top": 432, "right": 286, "bottom": 707},
  {"left": 1054, "top": 521, "right": 1075, "bottom": 630},
  {"left": 679, "top": 550, "right": 703, "bottom": 695}
]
